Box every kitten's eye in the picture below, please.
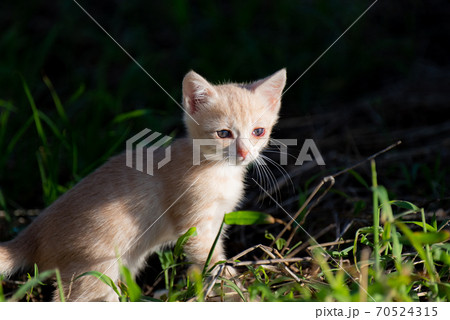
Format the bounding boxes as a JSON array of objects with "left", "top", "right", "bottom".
[
  {"left": 252, "top": 128, "right": 265, "bottom": 137},
  {"left": 216, "top": 130, "right": 233, "bottom": 139}
]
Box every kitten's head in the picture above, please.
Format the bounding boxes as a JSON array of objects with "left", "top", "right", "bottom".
[{"left": 182, "top": 69, "right": 286, "bottom": 166}]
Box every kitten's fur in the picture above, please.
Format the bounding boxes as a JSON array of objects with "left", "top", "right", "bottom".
[{"left": 0, "top": 69, "right": 286, "bottom": 301}]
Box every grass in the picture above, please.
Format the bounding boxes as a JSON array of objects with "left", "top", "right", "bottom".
[
  {"left": 1, "top": 156, "right": 448, "bottom": 301},
  {"left": 0, "top": 265, "right": 64, "bottom": 302},
  {"left": 0, "top": 51, "right": 449, "bottom": 304}
]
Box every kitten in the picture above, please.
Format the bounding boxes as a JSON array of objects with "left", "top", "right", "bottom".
[{"left": 0, "top": 69, "right": 286, "bottom": 301}]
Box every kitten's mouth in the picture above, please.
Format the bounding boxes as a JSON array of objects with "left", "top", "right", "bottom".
[
  {"left": 229, "top": 153, "right": 257, "bottom": 167},
  {"left": 199, "top": 148, "right": 257, "bottom": 166}
]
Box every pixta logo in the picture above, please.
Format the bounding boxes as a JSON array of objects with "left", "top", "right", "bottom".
[
  {"left": 192, "top": 138, "right": 325, "bottom": 166},
  {"left": 126, "top": 129, "right": 325, "bottom": 174},
  {"left": 126, "top": 129, "right": 172, "bottom": 175}
]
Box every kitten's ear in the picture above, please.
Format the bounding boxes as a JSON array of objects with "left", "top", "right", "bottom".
[
  {"left": 248, "top": 68, "right": 287, "bottom": 112},
  {"left": 182, "top": 71, "right": 218, "bottom": 114}
]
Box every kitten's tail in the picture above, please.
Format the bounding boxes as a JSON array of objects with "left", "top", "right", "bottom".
[{"left": 0, "top": 236, "right": 32, "bottom": 277}]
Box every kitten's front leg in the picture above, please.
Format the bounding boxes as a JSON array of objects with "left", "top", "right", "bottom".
[
  {"left": 181, "top": 216, "right": 244, "bottom": 301},
  {"left": 177, "top": 207, "right": 236, "bottom": 275},
  {"left": 182, "top": 219, "right": 226, "bottom": 273}
]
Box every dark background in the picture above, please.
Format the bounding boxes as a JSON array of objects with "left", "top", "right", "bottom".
[{"left": 0, "top": 0, "right": 449, "bottom": 296}]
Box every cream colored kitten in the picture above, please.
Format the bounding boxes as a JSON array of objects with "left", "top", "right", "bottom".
[{"left": 0, "top": 69, "right": 286, "bottom": 301}]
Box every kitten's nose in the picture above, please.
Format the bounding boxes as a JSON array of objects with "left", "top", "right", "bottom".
[{"left": 238, "top": 148, "right": 249, "bottom": 159}]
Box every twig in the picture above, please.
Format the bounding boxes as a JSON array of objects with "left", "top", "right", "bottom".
[
  {"left": 359, "top": 248, "right": 370, "bottom": 302},
  {"left": 66, "top": 273, "right": 75, "bottom": 301},
  {"left": 331, "top": 141, "right": 402, "bottom": 179},
  {"left": 204, "top": 264, "right": 224, "bottom": 300},
  {"left": 272, "top": 248, "right": 301, "bottom": 282},
  {"left": 306, "top": 239, "right": 354, "bottom": 250},
  {"left": 273, "top": 141, "right": 402, "bottom": 252},
  {"left": 1, "top": 279, "right": 26, "bottom": 285},
  {"left": 258, "top": 245, "right": 301, "bottom": 282},
  {"left": 285, "top": 224, "right": 335, "bottom": 258},
  {"left": 282, "top": 176, "right": 335, "bottom": 254},
  {"left": 257, "top": 265, "right": 281, "bottom": 273},
  {"left": 0, "top": 209, "right": 41, "bottom": 218},
  {"left": 227, "top": 257, "right": 311, "bottom": 267},
  {"left": 230, "top": 244, "right": 264, "bottom": 261},
  {"left": 229, "top": 244, "right": 303, "bottom": 282}
]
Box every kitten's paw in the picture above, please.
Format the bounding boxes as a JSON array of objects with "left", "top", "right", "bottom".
[{"left": 205, "top": 265, "right": 247, "bottom": 302}]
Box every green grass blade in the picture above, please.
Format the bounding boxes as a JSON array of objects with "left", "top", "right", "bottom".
[
  {"left": 403, "top": 221, "right": 437, "bottom": 232},
  {"left": 22, "top": 77, "right": 48, "bottom": 148},
  {"left": 0, "top": 275, "right": 5, "bottom": 302},
  {"left": 218, "top": 277, "right": 246, "bottom": 302},
  {"left": 55, "top": 269, "right": 65, "bottom": 302},
  {"left": 349, "top": 169, "right": 369, "bottom": 188},
  {"left": 285, "top": 239, "right": 303, "bottom": 256},
  {"left": 312, "top": 248, "right": 350, "bottom": 301},
  {"left": 0, "top": 107, "right": 10, "bottom": 152},
  {"left": 37, "top": 111, "right": 70, "bottom": 149},
  {"left": 36, "top": 151, "right": 49, "bottom": 202},
  {"left": 353, "top": 226, "right": 378, "bottom": 270},
  {"left": 71, "top": 136, "right": 79, "bottom": 178},
  {"left": 371, "top": 160, "right": 380, "bottom": 278},
  {"left": 399, "top": 231, "right": 450, "bottom": 245},
  {"left": 156, "top": 250, "right": 174, "bottom": 291},
  {"left": 36, "top": 149, "right": 58, "bottom": 205},
  {"left": 391, "top": 224, "right": 403, "bottom": 274},
  {"left": 248, "top": 282, "right": 277, "bottom": 301},
  {"left": 119, "top": 264, "right": 141, "bottom": 302},
  {"left": 202, "top": 219, "right": 224, "bottom": 276},
  {"left": 0, "top": 99, "right": 16, "bottom": 112},
  {"left": 43, "top": 75, "right": 69, "bottom": 125},
  {"left": 432, "top": 244, "right": 450, "bottom": 265},
  {"left": 188, "top": 267, "right": 204, "bottom": 302},
  {"left": 67, "top": 84, "right": 85, "bottom": 104},
  {"left": 5, "top": 116, "right": 33, "bottom": 156},
  {"left": 174, "top": 227, "right": 197, "bottom": 258},
  {"left": 10, "top": 270, "right": 54, "bottom": 302},
  {"left": 224, "top": 211, "right": 275, "bottom": 225},
  {"left": 0, "top": 189, "right": 9, "bottom": 221},
  {"left": 390, "top": 200, "right": 420, "bottom": 212},
  {"left": 76, "top": 271, "right": 121, "bottom": 297},
  {"left": 396, "top": 222, "right": 437, "bottom": 282},
  {"left": 113, "top": 109, "right": 150, "bottom": 123}
]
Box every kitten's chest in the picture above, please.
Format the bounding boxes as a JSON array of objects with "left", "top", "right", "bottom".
[{"left": 196, "top": 165, "right": 245, "bottom": 210}]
